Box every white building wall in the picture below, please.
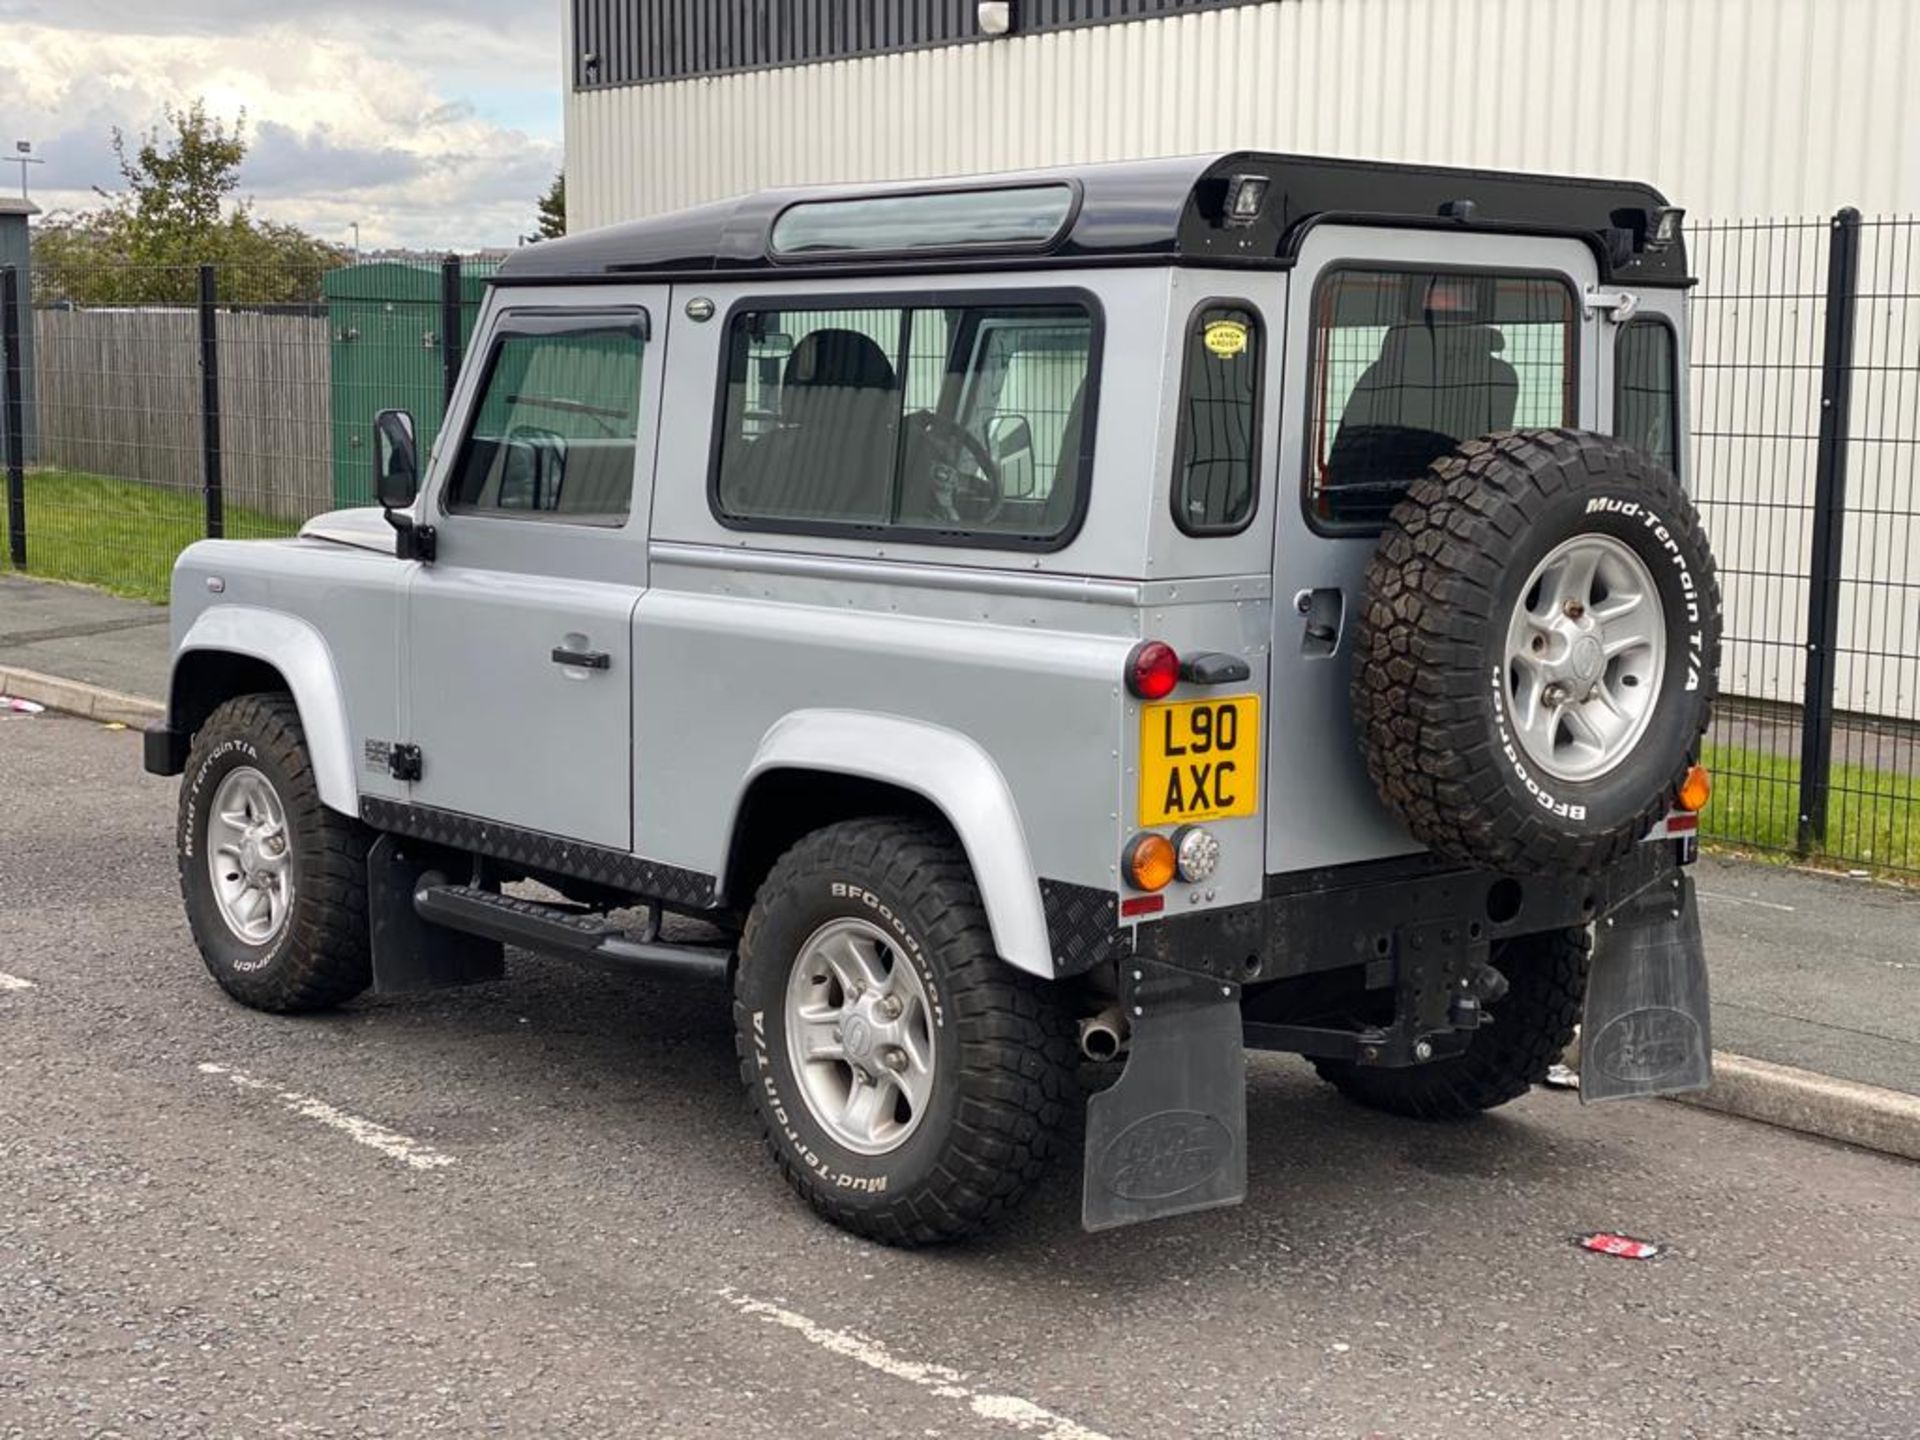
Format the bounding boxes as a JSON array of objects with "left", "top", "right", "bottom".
[
  {"left": 561, "top": 0, "right": 1920, "bottom": 723},
  {"left": 567, "top": 0, "right": 1920, "bottom": 231}
]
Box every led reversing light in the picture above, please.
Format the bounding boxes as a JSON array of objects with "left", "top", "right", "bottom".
[{"left": 1173, "top": 826, "right": 1220, "bottom": 884}]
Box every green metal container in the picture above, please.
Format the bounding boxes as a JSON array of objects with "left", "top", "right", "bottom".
[{"left": 325, "top": 262, "right": 490, "bottom": 507}]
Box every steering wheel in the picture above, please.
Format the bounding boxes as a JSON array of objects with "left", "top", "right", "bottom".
[{"left": 904, "top": 411, "right": 1004, "bottom": 526}]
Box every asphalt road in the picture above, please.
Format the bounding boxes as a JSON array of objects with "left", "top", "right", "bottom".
[{"left": 4, "top": 711, "right": 1918, "bottom": 1440}]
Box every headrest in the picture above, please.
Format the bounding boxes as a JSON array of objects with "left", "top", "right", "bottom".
[{"left": 784, "top": 328, "right": 896, "bottom": 392}]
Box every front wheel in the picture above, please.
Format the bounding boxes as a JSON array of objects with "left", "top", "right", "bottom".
[
  {"left": 177, "top": 693, "right": 372, "bottom": 1012},
  {"left": 733, "top": 818, "right": 1076, "bottom": 1245}
]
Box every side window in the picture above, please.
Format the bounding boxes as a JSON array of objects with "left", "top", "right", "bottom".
[
  {"left": 1615, "top": 318, "right": 1679, "bottom": 476},
  {"left": 1172, "top": 302, "right": 1262, "bottom": 535},
  {"left": 447, "top": 313, "right": 646, "bottom": 522},
  {"left": 1306, "top": 269, "right": 1576, "bottom": 530},
  {"left": 713, "top": 298, "right": 1097, "bottom": 546}
]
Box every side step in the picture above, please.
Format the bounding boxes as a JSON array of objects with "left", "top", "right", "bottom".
[{"left": 413, "top": 882, "right": 732, "bottom": 982}]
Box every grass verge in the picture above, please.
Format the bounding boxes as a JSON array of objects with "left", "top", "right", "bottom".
[
  {"left": 1703, "top": 738, "right": 1920, "bottom": 876},
  {"left": 1, "top": 468, "right": 298, "bottom": 604}
]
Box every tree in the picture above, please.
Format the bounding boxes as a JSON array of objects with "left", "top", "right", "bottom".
[
  {"left": 33, "top": 99, "right": 348, "bottom": 307},
  {"left": 535, "top": 172, "right": 566, "bottom": 241},
  {"left": 117, "top": 100, "right": 248, "bottom": 243}
]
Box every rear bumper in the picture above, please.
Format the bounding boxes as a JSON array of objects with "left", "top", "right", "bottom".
[
  {"left": 1135, "top": 841, "right": 1686, "bottom": 989},
  {"left": 143, "top": 723, "right": 188, "bottom": 776}
]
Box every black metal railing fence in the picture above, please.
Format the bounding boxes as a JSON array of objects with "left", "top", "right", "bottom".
[
  {"left": 1, "top": 255, "right": 493, "bottom": 601},
  {"left": 1689, "top": 212, "right": 1919, "bottom": 874}
]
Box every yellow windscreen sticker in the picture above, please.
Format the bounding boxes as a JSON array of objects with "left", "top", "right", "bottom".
[{"left": 1202, "top": 320, "right": 1249, "bottom": 359}]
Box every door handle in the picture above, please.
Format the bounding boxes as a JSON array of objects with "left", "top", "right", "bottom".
[{"left": 550, "top": 646, "right": 611, "bottom": 671}]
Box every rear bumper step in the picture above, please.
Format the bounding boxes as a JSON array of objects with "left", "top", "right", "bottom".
[{"left": 413, "top": 882, "right": 732, "bottom": 982}]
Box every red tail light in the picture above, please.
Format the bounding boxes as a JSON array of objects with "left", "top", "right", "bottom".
[{"left": 1126, "top": 640, "right": 1180, "bottom": 700}]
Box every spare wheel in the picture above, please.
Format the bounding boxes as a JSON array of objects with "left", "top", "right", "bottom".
[{"left": 1352, "top": 428, "right": 1722, "bottom": 875}]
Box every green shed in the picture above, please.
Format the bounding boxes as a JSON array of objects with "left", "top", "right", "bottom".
[{"left": 325, "top": 261, "right": 491, "bottom": 507}]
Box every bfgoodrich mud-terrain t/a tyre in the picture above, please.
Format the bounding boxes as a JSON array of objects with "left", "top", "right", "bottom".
[
  {"left": 1313, "top": 927, "right": 1590, "bottom": 1119},
  {"left": 1354, "top": 429, "right": 1722, "bottom": 875},
  {"left": 177, "top": 693, "right": 372, "bottom": 1012},
  {"left": 734, "top": 818, "right": 1077, "bottom": 1246}
]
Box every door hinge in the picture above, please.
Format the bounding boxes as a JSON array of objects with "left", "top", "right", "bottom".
[
  {"left": 388, "top": 743, "right": 423, "bottom": 782},
  {"left": 1583, "top": 287, "right": 1641, "bottom": 322}
]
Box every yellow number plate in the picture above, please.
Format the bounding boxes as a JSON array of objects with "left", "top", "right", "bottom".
[{"left": 1139, "top": 695, "right": 1260, "bottom": 826}]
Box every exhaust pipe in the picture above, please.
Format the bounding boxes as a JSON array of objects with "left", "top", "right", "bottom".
[{"left": 1078, "top": 1004, "right": 1129, "bottom": 1061}]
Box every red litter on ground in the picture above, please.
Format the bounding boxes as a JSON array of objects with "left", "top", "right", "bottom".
[{"left": 1578, "top": 1232, "right": 1661, "bottom": 1260}]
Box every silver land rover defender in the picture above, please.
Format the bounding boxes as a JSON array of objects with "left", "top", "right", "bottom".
[{"left": 146, "top": 153, "right": 1721, "bottom": 1243}]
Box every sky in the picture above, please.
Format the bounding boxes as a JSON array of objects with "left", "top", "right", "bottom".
[{"left": 0, "top": 0, "right": 565, "bottom": 250}]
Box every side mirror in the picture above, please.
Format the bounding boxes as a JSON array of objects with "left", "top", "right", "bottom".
[
  {"left": 373, "top": 408, "right": 419, "bottom": 509},
  {"left": 372, "top": 409, "right": 433, "bottom": 560}
]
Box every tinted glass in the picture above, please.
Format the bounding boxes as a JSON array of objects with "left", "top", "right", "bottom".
[
  {"left": 1173, "top": 304, "right": 1262, "bottom": 534},
  {"left": 448, "top": 318, "right": 644, "bottom": 521},
  {"left": 715, "top": 301, "right": 1095, "bottom": 542},
  {"left": 1308, "top": 270, "right": 1575, "bottom": 529},
  {"left": 771, "top": 186, "right": 1074, "bottom": 255},
  {"left": 1616, "top": 318, "right": 1679, "bottom": 475}
]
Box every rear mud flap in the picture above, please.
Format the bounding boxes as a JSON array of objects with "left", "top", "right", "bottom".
[
  {"left": 1082, "top": 961, "right": 1247, "bottom": 1232},
  {"left": 1581, "top": 871, "right": 1712, "bottom": 1103}
]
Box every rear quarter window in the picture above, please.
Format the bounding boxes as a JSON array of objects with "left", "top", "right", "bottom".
[
  {"left": 1615, "top": 317, "right": 1680, "bottom": 477},
  {"left": 1172, "top": 302, "right": 1263, "bottom": 536}
]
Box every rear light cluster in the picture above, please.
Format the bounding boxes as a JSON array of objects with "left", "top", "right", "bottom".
[
  {"left": 1120, "top": 639, "right": 1229, "bottom": 913},
  {"left": 1125, "top": 640, "right": 1180, "bottom": 700},
  {"left": 1677, "top": 764, "right": 1712, "bottom": 812},
  {"left": 1124, "top": 824, "right": 1221, "bottom": 895}
]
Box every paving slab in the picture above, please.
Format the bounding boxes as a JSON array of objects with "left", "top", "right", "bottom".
[{"left": 0, "top": 572, "right": 171, "bottom": 700}]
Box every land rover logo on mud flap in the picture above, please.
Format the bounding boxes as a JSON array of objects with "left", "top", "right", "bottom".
[
  {"left": 1097, "top": 1111, "right": 1234, "bottom": 1201},
  {"left": 1589, "top": 1007, "right": 1702, "bottom": 1084}
]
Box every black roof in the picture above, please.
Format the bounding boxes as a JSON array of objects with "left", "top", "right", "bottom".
[{"left": 498, "top": 151, "right": 1686, "bottom": 288}]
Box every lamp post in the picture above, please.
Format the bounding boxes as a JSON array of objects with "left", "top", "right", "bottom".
[{"left": 10, "top": 142, "right": 45, "bottom": 201}]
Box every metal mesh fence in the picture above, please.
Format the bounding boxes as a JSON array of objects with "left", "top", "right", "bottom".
[
  {"left": 3, "top": 256, "right": 495, "bottom": 602},
  {"left": 1689, "top": 214, "right": 1919, "bottom": 874}
]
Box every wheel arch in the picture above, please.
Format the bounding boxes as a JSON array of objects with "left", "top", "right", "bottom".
[
  {"left": 169, "top": 606, "right": 359, "bottom": 814},
  {"left": 720, "top": 710, "right": 1055, "bottom": 978}
]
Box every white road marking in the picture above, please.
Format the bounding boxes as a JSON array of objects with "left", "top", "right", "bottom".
[
  {"left": 718, "top": 1288, "right": 1112, "bottom": 1440},
  {"left": 1697, "top": 889, "right": 1796, "bottom": 913},
  {"left": 0, "top": 972, "right": 36, "bottom": 991},
  {"left": 196, "top": 1062, "right": 455, "bottom": 1171}
]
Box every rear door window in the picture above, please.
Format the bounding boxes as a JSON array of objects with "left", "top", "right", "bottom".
[
  {"left": 1615, "top": 317, "right": 1680, "bottom": 476},
  {"left": 1306, "top": 269, "right": 1576, "bottom": 530}
]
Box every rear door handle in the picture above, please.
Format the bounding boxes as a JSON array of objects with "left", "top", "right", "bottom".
[{"left": 550, "top": 646, "right": 611, "bottom": 671}]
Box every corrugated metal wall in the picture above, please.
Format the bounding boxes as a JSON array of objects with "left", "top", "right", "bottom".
[
  {"left": 566, "top": 0, "right": 1920, "bottom": 230},
  {"left": 570, "top": 0, "right": 1267, "bottom": 87}
]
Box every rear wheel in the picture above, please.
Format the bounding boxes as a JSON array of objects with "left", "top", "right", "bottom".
[
  {"left": 1312, "top": 927, "right": 1590, "bottom": 1120},
  {"left": 733, "top": 818, "right": 1076, "bottom": 1245},
  {"left": 177, "top": 693, "right": 372, "bottom": 1013}
]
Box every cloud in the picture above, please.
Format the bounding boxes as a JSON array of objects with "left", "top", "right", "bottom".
[{"left": 0, "top": 4, "right": 563, "bottom": 248}]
